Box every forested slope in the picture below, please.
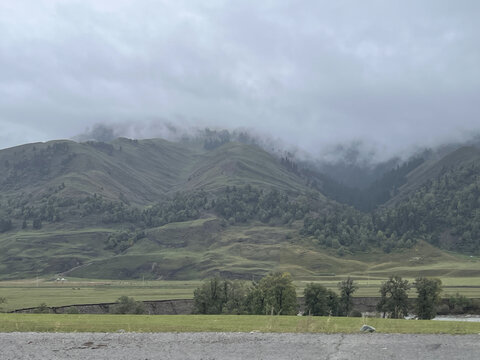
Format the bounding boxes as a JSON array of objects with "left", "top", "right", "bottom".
[{"left": 0, "top": 138, "right": 479, "bottom": 280}]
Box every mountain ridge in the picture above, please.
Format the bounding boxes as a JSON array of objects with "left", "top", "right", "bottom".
[{"left": 0, "top": 136, "right": 479, "bottom": 280}]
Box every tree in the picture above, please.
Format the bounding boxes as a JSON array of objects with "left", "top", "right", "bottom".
[
  {"left": 304, "top": 283, "right": 339, "bottom": 316},
  {"left": 0, "top": 297, "right": 6, "bottom": 312},
  {"left": 377, "top": 275, "right": 410, "bottom": 318},
  {"left": 193, "top": 277, "right": 224, "bottom": 314},
  {"left": 222, "top": 280, "right": 249, "bottom": 314},
  {"left": 414, "top": 277, "right": 442, "bottom": 320},
  {"left": 246, "top": 272, "right": 297, "bottom": 315},
  {"left": 338, "top": 277, "right": 358, "bottom": 316},
  {"left": 193, "top": 277, "right": 248, "bottom": 314}
]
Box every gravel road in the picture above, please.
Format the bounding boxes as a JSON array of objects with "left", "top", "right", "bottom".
[{"left": 1, "top": 332, "right": 479, "bottom": 360}]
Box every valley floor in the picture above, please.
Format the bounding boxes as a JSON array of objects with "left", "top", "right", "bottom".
[{"left": 2, "top": 275, "right": 480, "bottom": 312}]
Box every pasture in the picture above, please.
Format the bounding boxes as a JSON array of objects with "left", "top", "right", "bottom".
[
  {"left": 1, "top": 275, "right": 480, "bottom": 312},
  {"left": 1, "top": 313, "right": 480, "bottom": 334}
]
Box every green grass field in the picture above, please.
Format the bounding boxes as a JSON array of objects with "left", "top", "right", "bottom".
[
  {"left": 0, "top": 279, "right": 200, "bottom": 312},
  {"left": 1, "top": 314, "right": 479, "bottom": 334},
  {"left": 1, "top": 224, "right": 479, "bottom": 313},
  {"left": 1, "top": 275, "right": 479, "bottom": 312}
]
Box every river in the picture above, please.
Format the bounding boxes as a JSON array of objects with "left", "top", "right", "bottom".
[{"left": 433, "top": 315, "right": 480, "bottom": 322}]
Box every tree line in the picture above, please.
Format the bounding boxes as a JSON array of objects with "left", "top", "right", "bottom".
[{"left": 192, "top": 273, "right": 447, "bottom": 320}]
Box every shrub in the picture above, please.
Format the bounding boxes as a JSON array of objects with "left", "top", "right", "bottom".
[
  {"left": 110, "top": 296, "right": 146, "bottom": 314},
  {"left": 33, "top": 303, "right": 50, "bottom": 314},
  {"left": 66, "top": 307, "right": 80, "bottom": 314},
  {"left": 448, "top": 293, "right": 471, "bottom": 314},
  {"left": 436, "top": 303, "right": 450, "bottom": 315},
  {"left": 448, "top": 293, "right": 480, "bottom": 314}
]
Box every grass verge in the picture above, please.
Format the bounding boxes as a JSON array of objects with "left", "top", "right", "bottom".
[{"left": 1, "top": 314, "right": 479, "bottom": 334}]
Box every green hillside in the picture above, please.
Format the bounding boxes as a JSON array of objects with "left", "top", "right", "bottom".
[
  {"left": 1, "top": 138, "right": 480, "bottom": 281},
  {"left": 0, "top": 138, "right": 311, "bottom": 205},
  {"left": 1, "top": 215, "right": 477, "bottom": 282},
  {"left": 386, "top": 146, "right": 480, "bottom": 206},
  {"left": 0, "top": 138, "right": 319, "bottom": 279}
]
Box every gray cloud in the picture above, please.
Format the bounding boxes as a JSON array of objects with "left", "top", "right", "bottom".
[{"left": 1, "top": 0, "right": 479, "bottom": 161}]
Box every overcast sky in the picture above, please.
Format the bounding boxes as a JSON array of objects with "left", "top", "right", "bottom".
[{"left": 1, "top": 0, "right": 479, "bottom": 161}]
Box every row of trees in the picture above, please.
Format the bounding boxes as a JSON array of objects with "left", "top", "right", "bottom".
[
  {"left": 303, "top": 277, "right": 358, "bottom": 316},
  {"left": 193, "top": 273, "right": 361, "bottom": 317},
  {"left": 193, "top": 274, "right": 445, "bottom": 320},
  {"left": 193, "top": 273, "right": 298, "bottom": 315},
  {"left": 377, "top": 276, "right": 442, "bottom": 320}
]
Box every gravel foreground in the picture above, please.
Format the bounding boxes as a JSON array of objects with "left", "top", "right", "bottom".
[{"left": 1, "top": 332, "right": 480, "bottom": 360}]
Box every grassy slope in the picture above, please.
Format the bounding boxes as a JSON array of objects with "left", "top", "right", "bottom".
[
  {"left": 0, "top": 138, "right": 198, "bottom": 205},
  {"left": 180, "top": 142, "right": 311, "bottom": 194},
  {"left": 0, "top": 139, "right": 311, "bottom": 205},
  {"left": 0, "top": 279, "right": 200, "bottom": 311},
  {"left": 1, "top": 212, "right": 479, "bottom": 282},
  {"left": 63, "top": 218, "right": 480, "bottom": 281},
  {"left": 1, "top": 139, "right": 480, "bottom": 290},
  {"left": 0, "top": 138, "right": 315, "bottom": 280}
]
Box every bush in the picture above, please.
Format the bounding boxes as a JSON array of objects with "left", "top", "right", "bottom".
[
  {"left": 448, "top": 293, "right": 480, "bottom": 314},
  {"left": 436, "top": 303, "right": 450, "bottom": 315},
  {"left": 110, "top": 296, "right": 146, "bottom": 314},
  {"left": 448, "top": 293, "right": 471, "bottom": 314},
  {"left": 33, "top": 303, "right": 50, "bottom": 314},
  {"left": 66, "top": 307, "right": 80, "bottom": 314}
]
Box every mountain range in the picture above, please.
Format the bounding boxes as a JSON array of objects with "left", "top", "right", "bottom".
[{"left": 0, "top": 135, "right": 479, "bottom": 280}]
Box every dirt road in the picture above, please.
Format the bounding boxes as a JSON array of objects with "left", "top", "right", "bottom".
[{"left": 1, "top": 332, "right": 479, "bottom": 360}]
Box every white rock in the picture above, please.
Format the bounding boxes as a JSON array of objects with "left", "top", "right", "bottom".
[{"left": 360, "top": 325, "right": 376, "bottom": 333}]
